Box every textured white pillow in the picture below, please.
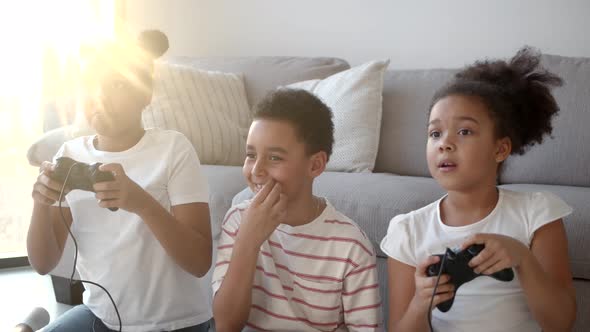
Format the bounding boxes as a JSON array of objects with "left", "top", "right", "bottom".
[
  {"left": 143, "top": 63, "right": 251, "bottom": 165},
  {"left": 288, "top": 60, "right": 389, "bottom": 172}
]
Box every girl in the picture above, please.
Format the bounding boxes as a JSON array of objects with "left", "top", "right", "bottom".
[{"left": 380, "top": 47, "right": 576, "bottom": 332}]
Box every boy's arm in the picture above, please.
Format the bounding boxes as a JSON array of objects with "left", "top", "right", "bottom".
[
  {"left": 517, "top": 220, "right": 576, "bottom": 331},
  {"left": 213, "top": 180, "right": 286, "bottom": 332},
  {"left": 342, "top": 249, "right": 383, "bottom": 331},
  {"left": 212, "top": 225, "right": 262, "bottom": 332}
]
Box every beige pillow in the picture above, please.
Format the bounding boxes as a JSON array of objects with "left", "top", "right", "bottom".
[
  {"left": 288, "top": 60, "right": 389, "bottom": 172},
  {"left": 143, "top": 63, "right": 251, "bottom": 165}
]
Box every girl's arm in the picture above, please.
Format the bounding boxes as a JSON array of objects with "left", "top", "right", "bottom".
[
  {"left": 27, "top": 161, "right": 73, "bottom": 275},
  {"left": 518, "top": 219, "right": 576, "bottom": 331},
  {"left": 387, "top": 257, "right": 454, "bottom": 332}
]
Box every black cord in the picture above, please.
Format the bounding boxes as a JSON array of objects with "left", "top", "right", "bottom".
[
  {"left": 58, "top": 163, "right": 122, "bottom": 332},
  {"left": 428, "top": 253, "right": 447, "bottom": 332}
]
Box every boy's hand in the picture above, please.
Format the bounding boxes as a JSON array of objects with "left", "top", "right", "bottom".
[
  {"left": 32, "top": 161, "right": 69, "bottom": 206},
  {"left": 409, "top": 255, "right": 454, "bottom": 313},
  {"left": 238, "top": 179, "right": 287, "bottom": 248},
  {"left": 462, "top": 233, "right": 529, "bottom": 275},
  {"left": 93, "top": 163, "right": 151, "bottom": 214}
]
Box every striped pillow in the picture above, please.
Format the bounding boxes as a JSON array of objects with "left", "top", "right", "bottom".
[{"left": 143, "top": 63, "right": 251, "bottom": 165}]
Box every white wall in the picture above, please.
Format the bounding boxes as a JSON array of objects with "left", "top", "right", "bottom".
[{"left": 125, "top": 0, "right": 590, "bottom": 69}]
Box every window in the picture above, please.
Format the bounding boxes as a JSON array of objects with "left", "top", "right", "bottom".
[{"left": 0, "top": 0, "right": 117, "bottom": 264}]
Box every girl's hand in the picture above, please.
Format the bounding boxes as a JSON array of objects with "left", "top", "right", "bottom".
[
  {"left": 462, "top": 233, "right": 529, "bottom": 275},
  {"left": 410, "top": 255, "right": 454, "bottom": 313},
  {"left": 92, "top": 163, "right": 151, "bottom": 214},
  {"left": 32, "top": 161, "right": 69, "bottom": 206},
  {"left": 237, "top": 179, "right": 287, "bottom": 248}
]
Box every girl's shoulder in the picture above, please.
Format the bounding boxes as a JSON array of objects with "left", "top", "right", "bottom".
[
  {"left": 499, "top": 188, "right": 571, "bottom": 214},
  {"left": 389, "top": 197, "right": 443, "bottom": 227}
]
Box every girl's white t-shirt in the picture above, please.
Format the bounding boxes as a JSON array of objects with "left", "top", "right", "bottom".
[
  {"left": 54, "top": 128, "right": 211, "bottom": 331},
  {"left": 380, "top": 188, "right": 572, "bottom": 332}
]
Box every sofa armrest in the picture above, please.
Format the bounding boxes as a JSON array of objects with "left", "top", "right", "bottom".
[{"left": 27, "top": 125, "right": 94, "bottom": 167}]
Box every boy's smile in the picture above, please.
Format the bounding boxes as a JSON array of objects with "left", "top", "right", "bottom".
[{"left": 243, "top": 119, "right": 315, "bottom": 202}]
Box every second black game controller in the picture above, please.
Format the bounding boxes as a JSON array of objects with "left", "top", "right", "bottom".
[{"left": 426, "top": 244, "right": 514, "bottom": 312}]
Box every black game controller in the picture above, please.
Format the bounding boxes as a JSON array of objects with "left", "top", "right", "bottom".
[
  {"left": 426, "top": 244, "right": 514, "bottom": 312},
  {"left": 51, "top": 157, "right": 118, "bottom": 212}
]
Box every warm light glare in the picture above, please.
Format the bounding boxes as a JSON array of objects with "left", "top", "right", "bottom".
[
  {"left": 0, "top": 0, "right": 115, "bottom": 140},
  {"left": 0, "top": 0, "right": 116, "bottom": 261}
]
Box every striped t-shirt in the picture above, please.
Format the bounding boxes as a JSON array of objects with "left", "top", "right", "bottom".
[{"left": 212, "top": 199, "right": 383, "bottom": 331}]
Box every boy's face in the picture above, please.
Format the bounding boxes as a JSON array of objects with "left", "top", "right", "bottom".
[
  {"left": 243, "top": 119, "right": 318, "bottom": 202},
  {"left": 80, "top": 54, "right": 152, "bottom": 137}
]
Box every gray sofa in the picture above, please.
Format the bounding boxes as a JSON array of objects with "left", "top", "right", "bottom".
[
  {"left": 193, "top": 55, "right": 590, "bottom": 331},
  {"left": 29, "top": 55, "right": 590, "bottom": 331}
]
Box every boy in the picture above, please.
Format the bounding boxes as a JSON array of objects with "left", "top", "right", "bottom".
[
  {"left": 212, "top": 89, "right": 383, "bottom": 331},
  {"left": 27, "top": 31, "right": 213, "bottom": 331}
]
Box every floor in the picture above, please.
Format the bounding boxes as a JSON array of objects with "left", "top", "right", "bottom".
[{"left": 0, "top": 266, "right": 71, "bottom": 330}]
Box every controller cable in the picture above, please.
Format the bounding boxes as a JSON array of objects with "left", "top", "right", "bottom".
[
  {"left": 57, "top": 163, "right": 122, "bottom": 332},
  {"left": 428, "top": 253, "right": 447, "bottom": 332}
]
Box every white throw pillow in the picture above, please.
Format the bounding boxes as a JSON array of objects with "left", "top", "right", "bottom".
[
  {"left": 143, "top": 63, "right": 251, "bottom": 165},
  {"left": 288, "top": 60, "right": 389, "bottom": 172}
]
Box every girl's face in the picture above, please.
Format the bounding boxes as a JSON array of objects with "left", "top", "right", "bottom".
[
  {"left": 81, "top": 63, "right": 152, "bottom": 137},
  {"left": 427, "top": 95, "right": 511, "bottom": 192}
]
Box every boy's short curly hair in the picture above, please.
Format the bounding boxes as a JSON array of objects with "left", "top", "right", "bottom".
[
  {"left": 430, "top": 46, "right": 563, "bottom": 155},
  {"left": 253, "top": 89, "right": 334, "bottom": 160}
]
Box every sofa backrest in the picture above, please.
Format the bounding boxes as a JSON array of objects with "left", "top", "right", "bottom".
[
  {"left": 374, "top": 68, "right": 456, "bottom": 176},
  {"left": 160, "top": 56, "right": 350, "bottom": 108},
  {"left": 375, "top": 54, "right": 590, "bottom": 188},
  {"left": 500, "top": 54, "right": 590, "bottom": 187}
]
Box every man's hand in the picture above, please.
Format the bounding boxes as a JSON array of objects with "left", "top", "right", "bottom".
[
  {"left": 32, "top": 161, "right": 69, "bottom": 206},
  {"left": 237, "top": 179, "right": 287, "bottom": 247},
  {"left": 93, "top": 163, "right": 151, "bottom": 214}
]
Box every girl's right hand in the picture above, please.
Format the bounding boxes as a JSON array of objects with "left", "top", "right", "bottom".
[
  {"left": 410, "top": 255, "right": 455, "bottom": 313},
  {"left": 31, "top": 161, "right": 69, "bottom": 206}
]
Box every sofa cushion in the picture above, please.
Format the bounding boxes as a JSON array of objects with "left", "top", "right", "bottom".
[
  {"left": 500, "top": 54, "right": 590, "bottom": 187},
  {"left": 143, "top": 64, "right": 251, "bottom": 165},
  {"left": 288, "top": 60, "right": 390, "bottom": 172},
  {"left": 159, "top": 56, "right": 350, "bottom": 108},
  {"left": 374, "top": 68, "right": 457, "bottom": 176}
]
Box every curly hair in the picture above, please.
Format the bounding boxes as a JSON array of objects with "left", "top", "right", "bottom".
[
  {"left": 430, "top": 46, "right": 563, "bottom": 155},
  {"left": 253, "top": 88, "right": 334, "bottom": 160}
]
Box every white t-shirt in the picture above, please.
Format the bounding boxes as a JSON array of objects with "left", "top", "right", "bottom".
[
  {"left": 53, "top": 128, "right": 211, "bottom": 331},
  {"left": 380, "top": 188, "right": 572, "bottom": 332},
  {"left": 213, "top": 199, "right": 383, "bottom": 331}
]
